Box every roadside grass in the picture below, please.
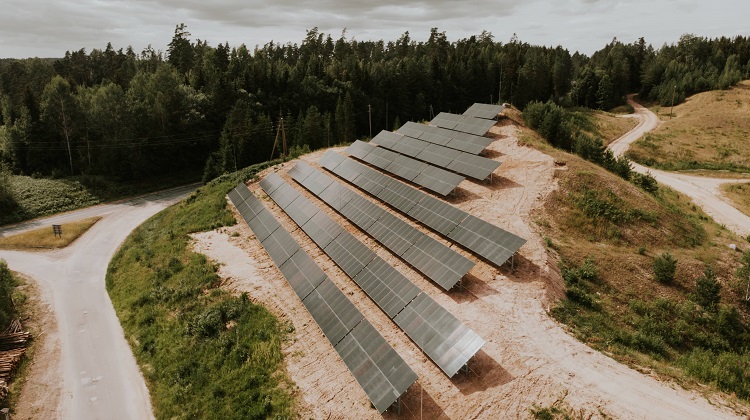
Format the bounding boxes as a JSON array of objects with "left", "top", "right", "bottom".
[
  {"left": 722, "top": 182, "right": 750, "bottom": 218},
  {"left": 106, "top": 160, "right": 296, "bottom": 418},
  {"left": 521, "top": 120, "right": 750, "bottom": 403},
  {"left": 568, "top": 107, "right": 638, "bottom": 146},
  {"left": 0, "top": 217, "right": 100, "bottom": 250},
  {"left": 0, "top": 170, "right": 201, "bottom": 227},
  {"left": 627, "top": 80, "right": 750, "bottom": 173}
]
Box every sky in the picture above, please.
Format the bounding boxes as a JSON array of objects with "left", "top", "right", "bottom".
[{"left": 1, "top": 0, "right": 747, "bottom": 59}]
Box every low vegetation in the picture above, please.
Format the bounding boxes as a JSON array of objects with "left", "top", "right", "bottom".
[
  {"left": 0, "top": 261, "right": 20, "bottom": 331},
  {"left": 106, "top": 160, "right": 295, "bottom": 418},
  {"left": 0, "top": 217, "right": 100, "bottom": 250},
  {"left": 722, "top": 182, "right": 750, "bottom": 218},
  {"left": 627, "top": 81, "right": 750, "bottom": 173}
]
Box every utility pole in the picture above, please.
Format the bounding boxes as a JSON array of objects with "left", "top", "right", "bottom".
[
  {"left": 429, "top": 104, "right": 434, "bottom": 119},
  {"left": 269, "top": 117, "right": 288, "bottom": 161},
  {"left": 368, "top": 104, "right": 372, "bottom": 138},
  {"left": 670, "top": 85, "right": 676, "bottom": 119},
  {"left": 280, "top": 117, "right": 287, "bottom": 160}
]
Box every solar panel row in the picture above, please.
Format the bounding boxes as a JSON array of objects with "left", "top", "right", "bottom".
[
  {"left": 259, "top": 174, "right": 485, "bottom": 377},
  {"left": 290, "top": 162, "right": 474, "bottom": 291},
  {"left": 463, "top": 103, "right": 506, "bottom": 120},
  {"left": 367, "top": 132, "right": 501, "bottom": 180},
  {"left": 320, "top": 152, "right": 527, "bottom": 269},
  {"left": 344, "top": 140, "right": 463, "bottom": 196},
  {"left": 228, "top": 184, "right": 416, "bottom": 413},
  {"left": 430, "top": 112, "right": 497, "bottom": 136},
  {"left": 396, "top": 121, "right": 488, "bottom": 155}
]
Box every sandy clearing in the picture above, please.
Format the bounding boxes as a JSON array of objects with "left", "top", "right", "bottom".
[{"left": 193, "top": 122, "right": 744, "bottom": 418}]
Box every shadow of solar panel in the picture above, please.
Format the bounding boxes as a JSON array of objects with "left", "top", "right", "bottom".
[
  {"left": 463, "top": 103, "right": 504, "bottom": 119},
  {"left": 415, "top": 143, "right": 460, "bottom": 168},
  {"left": 323, "top": 233, "right": 377, "bottom": 278},
  {"left": 288, "top": 162, "right": 316, "bottom": 183},
  {"left": 352, "top": 259, "right": 421, "bottom": 318},
  {"left": 279, "top": 249, "right": 327, "bottom": 300},
  {"left": 260, "top": 226, "right": 300, "bottom": 266},
  {"left": 302, "top": 211, "right": 344, "bottom": 248},
  {"left": 334, "top": 320, "right": 418, "bottom": 414},
  {"left": 302, "top": 277, "right": 364, "bottom": 346},
  {"left": 407, "top": 195, "right": 467, "bottom": 235},
  {"left": 319, "top": 182, "right": 357, "bottom": 212},
  {"left": 412, "top": 165, "right": 464, "bottom": 196},
  {"left": 447, "top": 214, "right": 526, "bottom": 267},
  {"left": 368, "top": 212, "right": 422, "bottom": 256},
  {"left": 320, "top": 151, "right": 346, "bottom": 171},
  {"left": 401, "top": 235, "right": 474, "bottom": 290},
  {"left": 245, "top": 208, "right": 279, "bottom": 242},
  {"left": 284, "top": 195, "right": 320, "bottom": 226},
  {"left": 259, "top": 173, "right": 285, "bottom": 196},
  {"left": 339, "top": 194, "right": 383, "bottom": 230},
  {"left": 371, "top": 130, "right": 402, "bottom": 149},
  {"left": 377, "top": 180, "right": 421, "bottom": 214},
  {"left": 300, "top": 170, "right": 334, "bottom": 195},
  {"left": 386, "top": 154, "right": 427, "bottom": 181},
  {"left": 265, "top": 179, "right": 302, "bottom": 209},
  {"left": 345, "top": 140, "right": 375, "bottom": 160},
  {"left": 391, "top": 136, "right": 429, "bottom": 157},
  {"left": 393, "top": 293, "right": 485, "bottom": 377},
  {"left": 446, "top": 153, "right": 501, "bottom": 180}
]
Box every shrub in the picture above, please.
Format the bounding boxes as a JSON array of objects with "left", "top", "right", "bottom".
[
  {"left": 632, "top": 172, "right": 659, "bottom": 194},
  {"left": 523, "top": 100, "right": 573, "bottom": 150},
  {"left": 0, "top": 260, "right": 18, "bottom": 330},
  {"left": 694, "top": 266, "right": 721, "bottom": 311},
  {"left": 653, "top": 252, "right": 677, "bottom": 284}
]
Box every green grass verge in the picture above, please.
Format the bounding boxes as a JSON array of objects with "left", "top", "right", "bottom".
[
  {"left": 106, "top": 160, "right": 295, "bottom": 418},
  {"left": 0, "top": 170, "right": 201, "bottom": 226}
]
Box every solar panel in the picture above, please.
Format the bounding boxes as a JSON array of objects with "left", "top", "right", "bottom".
[
  {"left": 371, "top": 130, "right": 403, "bottom": 149},
  {"left": 284, "top": 195, "right": 320, "bottom": 226},
  {"left": 415, "top": 143, "right": 460, "bottom": 168},
  {"left": 376, "top": 180, "right": 421, "bottom": 214},
  {"left": 407, "top": 195, "right": 468, "bottom": 235},
  {"left": 391, "top": 136, "right": 429, "bottom": 157},
  {"left": 346, "top": 140, "right": 376, "bottom": 160},
  {"left": 302, "top": 211, "right": 344, "bottom": 249},
  {"left": 446, "top": 153, "right": 501, "bottom": 180},
  {"left": 264, "top": 176, "right": 300, "bottom": 209},
  {"left": 319, "top": 151, "right": 346, "bottom": 171},
  {"left": 454, "top": 120, "right": 495, "bottom": 136},
  {"left": 446, "top": 138, "right": 485, "bottom": 155},
  {"left": 302, "top": 277, "right": 364, "bottom": 346},
  {"left": 448, "top": 214, "right": 526, "bottom": 267},
  {"left": 386, "top": 154, "right": 427, "bottom": 181},
  {"left": 300, "top": 170, "right": 335, "bottom": 196},
  {"left": 401, "top": 235, "right": 474, "bottom": 290},
  {"left": 361, "top": 146, "right": 399, "bottom": 169},
  {"left": 399, "top": 121, "right": 493, "bottom": 151},
  {"left": 430, "top": 112, "right": 462, "bottom": 130},
  {"left": 319, "top": 182, "right": 357, "bottom": 212},
  {"left": 335, "top": 320, "right": 418, "bottom": 413},
  {"left": 393, "top": 293, "right": 486, "bottom": 377},
  {"left": 279, "top": 249, "right": 327, "bottom": 300},
  {"left": 412, "top": 165, "right": 464, "bottom": 196},
  {"left": 367, "top": 212, "right": 423, "bottom": 256},
  {"left": 332, "top": 158, "right": 364, "bottom": 183},
  {"left": 463, "top": 103, "right": 505, "bottom": 120},
  {"left": 287, "top": 162, "right": 316, "bottom": 183},
  {"left": 339, "top": 194, "right": 383, "bottom": 230},
  {"left": 352, "top": 259, "right": 421, "bottom": 318},
  {"left": 354, "top": 169, "right": 392, "bottom": 197},
  {"left": 245, "top": 209, "right": 280, "bottom": 242},
  {"left": 323, "top": 233, "right": 377, "bottom": 278}
]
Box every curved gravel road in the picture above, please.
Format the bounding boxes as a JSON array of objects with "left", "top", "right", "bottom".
[
  {"left": 0, "top": 184, "right": 196, "bottom": 419},
  {"left": 609, "top": 98, "right": 750, "bottom": 237}
]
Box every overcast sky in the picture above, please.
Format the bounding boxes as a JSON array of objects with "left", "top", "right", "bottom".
[{"left": 1, "top": 0, "right": 747, "bottom": 59}]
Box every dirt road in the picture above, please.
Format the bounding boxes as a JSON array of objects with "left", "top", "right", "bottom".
[
  {"left": 0, "top": 184, "right": 195, "bottom": 419},
  {"left": 609, "top": 98, "right": 750, "bottom": 237}
]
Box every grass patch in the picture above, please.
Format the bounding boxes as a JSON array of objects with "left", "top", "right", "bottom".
[
  {"left": 568, "top": 107, "right": 637, "bottom": 146},
  {"left": 0, "top": 170, "right": 201, "bottom": 227},
  {"left": 0, "top": 217, "right": 100, "bottom": 250},
  {"left": 628, "top": 81, "right": 750, "bottom": 173},
  {"left": 722, "top": 182, "right": 750, "bottom": 217},
  {"left": 106, "top": 160, "right": 295, "bottom": 418}
]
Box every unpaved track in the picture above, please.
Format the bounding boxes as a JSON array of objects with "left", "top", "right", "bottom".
[
  {"left": 193, "top": 134, "right": 743, "bottom": 418},
  {"left": 0, "top": 184, "right": 195, "bottom": 419},
  {"left": 610, "top": 98, "right": 750, "bottom": 237}
]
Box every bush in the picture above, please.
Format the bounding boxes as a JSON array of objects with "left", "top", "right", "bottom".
[
  {"left": 653, "top": 252, "right": 677, "bottom": 284},
  {"left": 523, "top": 100, "right": 573, "bottom": 150},
  {"left": 0, "top": 165, "right": 16, "bottom": 214},
  {"left": 632, "top": 172, "right": 659, "bottom": 194},
  {"left": 0, "top": 260, "right": 18, "bottom": 330},
  {"left": 694, "top": 266, "right": 721, "bottom": 311}
]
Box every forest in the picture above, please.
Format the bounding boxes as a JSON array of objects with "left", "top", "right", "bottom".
[{"left": 0, "top": 25, "right": 749, "bottom": 194}]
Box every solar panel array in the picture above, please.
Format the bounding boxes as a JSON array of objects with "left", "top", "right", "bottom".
[
  {"left": 228, "top": 184, "right": 417, "bottom": 413},
  {"left": 320, "top": 151, "right": 527, "bottom": 268},
  {"left": 346, "top": 139, "right": 464, "bottom": 195},
  {"left": 463, "top": 103, "right": 505, "bottom": 120},
  {"left": 259, "top": 173, "right": 485, "bottom": 377},
  {"left": 289, "top": 162, "right": 474, "bottom": 290},
  {"left": 397, "top": 121, "right": 491, "bottom": 155},
  {"left": 430, "top": 112, "right": 497, "bottom": 136},
  {"left": 367, "top": 131, "right": 501, "bottom": 181}
]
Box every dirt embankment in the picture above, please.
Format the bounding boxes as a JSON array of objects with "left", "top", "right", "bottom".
[{"left": 193, "top": 122, "right": 742, "bottom": 418}]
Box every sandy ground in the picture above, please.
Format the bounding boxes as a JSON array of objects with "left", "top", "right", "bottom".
[
  {"left": 610, "top": 97, "right": 750, "bottom": 237},
  {"left": 193, "top": 124, "right": 744, "bottom": 419},
  {"left": 0, "top": 185, "right": 195, "bottom": 419}
]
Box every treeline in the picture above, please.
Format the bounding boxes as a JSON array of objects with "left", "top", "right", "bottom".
[{"left": 1, "top": 26, "right": 749, "bottom": 183}]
